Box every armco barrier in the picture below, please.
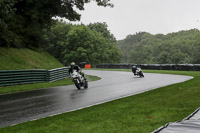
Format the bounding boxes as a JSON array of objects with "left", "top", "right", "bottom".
[
  {"left": 0, "top": 67, "right": 69, "bottom": 87},
  {"left": 96, "top": 64, "right": 200, "bottom": 71},
  {"left": 46, "top": 67, "right": 69, "bottom": 82}
]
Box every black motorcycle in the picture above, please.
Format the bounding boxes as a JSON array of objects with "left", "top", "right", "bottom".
[{"left": 132, "top": 67, "right": 144, "bottom": 77}]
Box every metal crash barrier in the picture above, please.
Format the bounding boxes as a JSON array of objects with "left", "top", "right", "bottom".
[
  {"left": 0, "top": 67, "right": 69, "bottom": 87},
  {"left": 46, "top": 67, "right": 69, "bottom": 82}
]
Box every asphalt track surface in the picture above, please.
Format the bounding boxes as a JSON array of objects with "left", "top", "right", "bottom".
[{"left": 0, "top": 70, "right": 192, "bottom": 128}]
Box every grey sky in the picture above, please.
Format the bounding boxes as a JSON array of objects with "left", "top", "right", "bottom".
[{"left": 69, "top": 0, "right": 200, "bottom": 40}]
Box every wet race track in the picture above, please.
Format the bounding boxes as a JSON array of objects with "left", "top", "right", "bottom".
[{"left": 0, "top": 70, "right": 193, "bottom": 128}]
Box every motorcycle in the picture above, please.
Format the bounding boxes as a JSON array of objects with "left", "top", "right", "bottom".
[
  {"left": 70, "top": 69, "right": 88, "bottom": 90},
  {"left": 132, "top": 67, "right": 144, "bottom": 77}
]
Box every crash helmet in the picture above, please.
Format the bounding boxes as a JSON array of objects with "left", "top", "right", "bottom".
[
  {"left": 70, "top": 62, "right": 75, "bottom": 67},
  {"left": 132, "top": 66, "right": 136, "bottom": 70}
]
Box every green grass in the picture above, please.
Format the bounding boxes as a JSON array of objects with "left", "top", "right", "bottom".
[
  {"left": 85, "top": 74, "right": 101, "bottom": 82},
  {"left": 0, "top": 70, "right": 199, "bottom": 133},
  {"left": 0, "top": 47, "right": 63, "bottom": 70},
  {"left": 0, "top": 75, "right": 101, "bottom": 95},
  {"left": 0, "top": 78, "right": 72, "bottom": 95}
]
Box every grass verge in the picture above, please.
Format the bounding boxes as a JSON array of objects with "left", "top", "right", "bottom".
[
  {"left": 0, "top": 70, "right": 199, "bottom": 133},
  {"left": 0, "top": 75, "right": 101, "bottom": 95},
  {"left": 0, "top": 47, "right": 64, "bottom": 70}
]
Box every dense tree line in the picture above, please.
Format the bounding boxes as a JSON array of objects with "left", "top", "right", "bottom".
[
  {"left": 41, "top": 22, "right": 121, "bottom": 65},
  {"left": 117, "top": 29, "right": 200, "bottom": 64},
  {"left": 0, "top": 0, "right": 113, "bottom": 48}
]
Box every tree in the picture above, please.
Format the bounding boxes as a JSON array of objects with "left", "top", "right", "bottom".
[
  {"left": 0, "top": 0, "right": 114, "bottom": 48},
  {"left": 118, "top": 29, "right": 200, "bottom": 64},
  {"left": 88, "top": 22, "right": 116, "bottom": 42},
  {"left": 0, "top": 0, "right": 17, "bottom": 47},
  {"left": 63, "top": 25, "right": 121, "bottom": 65},
  {"left": 41, "top": 21, "right": 73, "bottom": 63},
  {"left": 41, "top": 22, "right": 121, "bottom": 65},
  {"left": 192, "top": 38, "right": 200, "bottom": 63}
]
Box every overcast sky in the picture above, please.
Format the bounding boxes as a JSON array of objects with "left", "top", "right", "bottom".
[{"left": 68, "top": 0, "right": 200, "bottom": 40}]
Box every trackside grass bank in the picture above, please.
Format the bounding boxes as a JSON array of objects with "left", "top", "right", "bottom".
[
  {"left": 0, "top": 70, "right": 199, "bottom": 132},
  {"left": 0, "top": 47, "right": 64, "bottom": 70}
]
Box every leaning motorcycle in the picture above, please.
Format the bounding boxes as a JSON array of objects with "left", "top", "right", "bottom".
[
  {"left": 133, "top": 68, "right": 144, "bottom": 77},
  {"left": 70, "top": 70, "right": 88, "bottom": 90}
]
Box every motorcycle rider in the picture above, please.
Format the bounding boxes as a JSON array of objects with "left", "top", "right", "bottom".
[
  {"left": 132, "top": 65, "right": 144, "bottom": 77},
  {"left": 132, "top": 66, "right": 137, "bottom": 75},
  {"left": 69, "top": 62, "right": 86, "bottom": 80}
]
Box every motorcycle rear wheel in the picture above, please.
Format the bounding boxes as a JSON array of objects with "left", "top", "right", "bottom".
[
  {"left": 84, "top": 81, "right": 88, "bottom": 89},
  {"left": 140, "top": 73, "right": 144, "bottom": 77}
]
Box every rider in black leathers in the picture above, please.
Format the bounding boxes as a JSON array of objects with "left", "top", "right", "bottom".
[
  {"left": 69, "top": 62, "right": 86, "bottom": 80},
  {"left": 132, "top": 65, "right": 144, "bottom": 77},
  {"left": 132, "top": 66, "right": 137, "bottom": 75}
]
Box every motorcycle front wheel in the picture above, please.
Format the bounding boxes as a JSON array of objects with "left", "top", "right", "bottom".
[{"left": 74, "top": 79, "right": 81, "bottom": 90}]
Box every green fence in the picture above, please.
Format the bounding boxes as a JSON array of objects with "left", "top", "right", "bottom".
[
  {"left": 0, "top": 67, "right": 69, "bottom": 87},
  {"left": 47, "top": 67, "right": 69, "bottom": 82}
]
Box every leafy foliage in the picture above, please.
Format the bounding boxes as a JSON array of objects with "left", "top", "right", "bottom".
[
  {"left": 117, "top": 29, "right": 200, "bottom": 64},
  {"left": 88, "top": 22, "right": 116, "bottom": 42},
  {"left": 41, "top": 22, "right": 121, "bottom": 65},
  {"left": 41, "top": 21, "right": 73, "bottom": 63},
  {"left": 0, "top": 0, "right": 113, "bottom": 48},
  {"left": 0, "top": 0, "right": 17, "bottom": 47}
]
